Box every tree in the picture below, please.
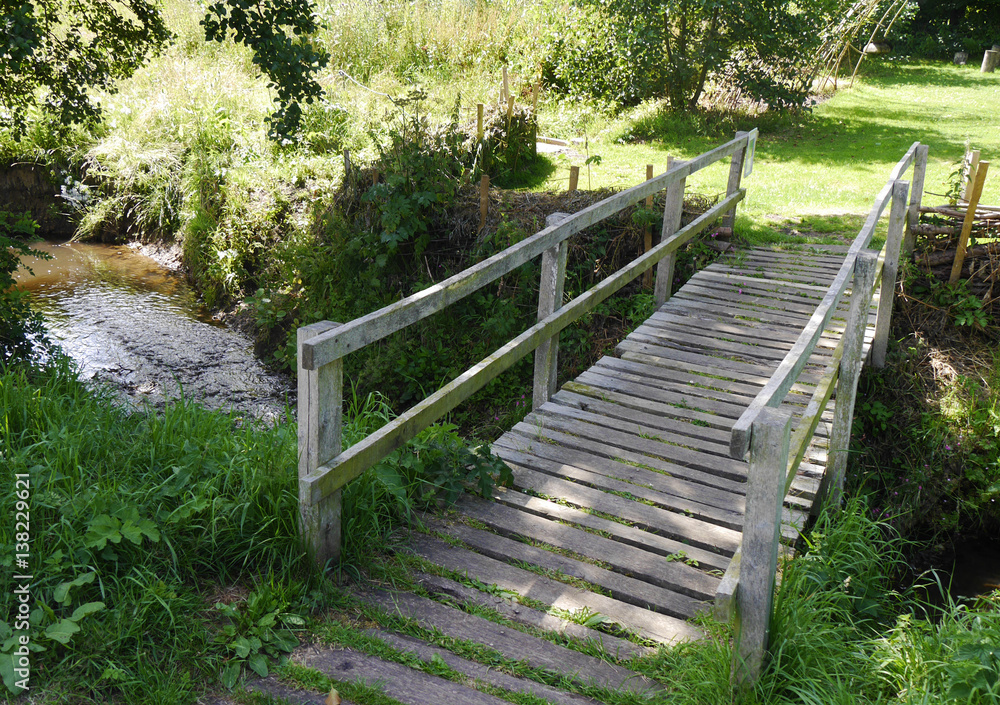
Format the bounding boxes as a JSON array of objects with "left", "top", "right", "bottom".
[
  {"left": 545, "top": 0, "right": 833, "bottom": 111},
  {"left": 0, "top": 0, "right": 328, "bottom": 140}
]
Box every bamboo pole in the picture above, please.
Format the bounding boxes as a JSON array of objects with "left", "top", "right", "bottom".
[{"left": 950, "top": 162, "right": 990, "bottom": 283}]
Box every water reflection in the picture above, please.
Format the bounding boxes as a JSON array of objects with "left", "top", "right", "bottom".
[{"left": 15, "top": 241, "right": 290, "bottom": 418}]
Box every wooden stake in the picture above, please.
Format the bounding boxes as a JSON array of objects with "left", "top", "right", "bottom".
[
  {"left": 298, "top": 321, "right": 344, "bottom": 568},
  {"left": 477, "top": 103, "right": 484, "bottom": 141},
  {"left": 343, "top": 149, "right": 352, "bottom": 182},
  {"left": 643, "top": 164, "right": 654, "bottom": 289},
  {"left": 950, "top": 162, "right": 990, "bottom": 283},
  {"left": 507, "top": 96, "right": 515, "bottom": 121},
  {"left": 532, "top": 81, "right": 540, "bottom": 112},
  {"left": 568, "top": 166, "right": 579, "bottom": 193},
  {"left": 479, "top": 174, "right": 490, "bottom": 231},
  {"left": 963, "top": 150, "right": 981, "bottom": 202},
  {"left": 903, "top": 144, "right": 929, "bottom": 257},
  {"left": 502, "top": 66, "right": 509, "bottom": 102},
  {"left": 733, "top": 407, "right": 791, "bottom": 686}
]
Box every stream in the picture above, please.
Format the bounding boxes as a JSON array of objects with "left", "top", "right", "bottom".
[{"left": 14, "top": 240, "right": 291, "bottom": 420}]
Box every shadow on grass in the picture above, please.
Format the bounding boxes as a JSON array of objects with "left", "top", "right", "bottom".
[{"left": 493, "top": 154, "right": 559, "bottom": 190}]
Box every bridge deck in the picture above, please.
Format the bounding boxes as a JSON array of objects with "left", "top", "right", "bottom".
[{"left": 261, "top": 245, "right": 879, "bottom": 703}]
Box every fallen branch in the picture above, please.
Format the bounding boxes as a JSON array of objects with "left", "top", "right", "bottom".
[{"left": 918, "top": 242, "right": 1000, "bottom": 267}]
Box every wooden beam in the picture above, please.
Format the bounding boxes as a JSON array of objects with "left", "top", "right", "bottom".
[
  {"left": 655, "top": 157, "right": 685, "bottom": 306},
  {"left": 903, "top": 144, "right": 928, "bottom": 257},
  {"left": 733, "top": 406, "right": 791, "bottom": 686},
  {"left": 872, "top": 179, "right": 909, "bottom": 367},
  {"left": 950, "top": 162, "right": 990, "bottom": 284},
  {"left": 533, "top": 213, "right": 569, "bottom": 409}
]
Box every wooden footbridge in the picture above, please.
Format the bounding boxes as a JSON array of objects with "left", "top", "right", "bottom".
[{"left": 250, "top": 136, "right": 928, "bottom": 705}]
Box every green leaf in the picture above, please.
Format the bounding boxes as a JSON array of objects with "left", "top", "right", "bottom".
[
  {"left": 247, "top": 653, "right": 268, "bottom": 678},
  {"left": 221, "top": 662, "right": 240, "bottom": 689},
  {"left": 231, "top": 636, "right": 252, "bottom": 659},
  {"left": 83, "top": 514, "right": 122, "bottom": 549},
  {"left": 0, "top": 653, "right": 24, "bottom": 694},
  {"left": 69, "top": 601, "right": 106, "bottom": 622},
  {"left": 44, "top": 619, "right": 81, "bottom": 645},
  {"left": 53, "top": 572, "right": 96, "bottom": 606}
]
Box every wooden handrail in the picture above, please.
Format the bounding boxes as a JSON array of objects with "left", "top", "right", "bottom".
[
  {"left": 300, "top": 131, "right": 757, "bottom": 371},
  {"left": 728, "top": 143, "right": 922, "bottom": 459},
  {"left": 302, "top": 190, "right": 744, "bottom": 503}
]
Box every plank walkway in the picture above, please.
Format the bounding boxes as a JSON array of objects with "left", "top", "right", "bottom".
[{"left": 234, "top": 245, "right": 878, "bottom": 705}]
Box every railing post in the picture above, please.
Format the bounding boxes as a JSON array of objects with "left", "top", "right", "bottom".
[
  {"left": 872, "top": 180, "right": 909, "bottom": 368},
  {"left": 816, "top": 251, "right": 878, "bottom": 513},
  {"left": 721, "top": 131, "right": 749, "bottom": 233},
  {"left": 733, "top": 406, "right": 791, "bottom": 687},
  {"left": 654, "top": 157, "right": 685, "bottom": 306},
  {"left": 297, "top": 321, "right": 344, "bottom": 568},
  {"left": 902, "top": 144, "right": 928, "bottom": 257},
  {"left": 533, "top": 213, "right": 569, "bottom": 409}
]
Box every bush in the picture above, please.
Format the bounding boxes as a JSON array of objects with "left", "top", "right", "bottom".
[{"left": 0, "top": 210, "right": 49, "bottom": 365}]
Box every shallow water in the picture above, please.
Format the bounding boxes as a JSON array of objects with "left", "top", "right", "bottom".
[{"left": 15, "top": 241, "right": 291, "bottom": 419}]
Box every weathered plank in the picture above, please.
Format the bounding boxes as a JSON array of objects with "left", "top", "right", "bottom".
[
  {"left": 302, "top": 644, "right": 512, "bottom": 705},
  {"left": 430, "top": 519, "right": 708, "bottom": 619},
  {"left": 412, "top": 572, "right": 650, "bottom": 659},
  {"left": 367, "top": 630, "right": 605, "bottom": 705},
  {"left": 492, "top": 488, "right": 731, "bottom": 572},
  {"left": 456, "top": 497, "right": 721, "bottom": 599},
  {"left": 404, "top": 535, "right": 703, "bottom": 645}
]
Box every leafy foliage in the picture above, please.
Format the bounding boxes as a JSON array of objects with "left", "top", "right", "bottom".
[
  {"left": 0, "top": 0, "right": 171, "bottom": 136},
  {"left": 0, "top": 210, "right": 49, "bottom": 364},
  {"left": 202, "top": 0, "right": 329, "bottom": 138}
]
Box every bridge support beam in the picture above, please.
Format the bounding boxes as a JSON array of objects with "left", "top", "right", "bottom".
[
  {"left": 655, "top": 159, "right": 686, "bottom": 305},
  {"left": 298, "top": 321, "right": 344, "bottom": 568},
  {"left": 872, "top": 180, "right": 910, "bottom": 368},
  {"left": 733, "top": 406, "right": 791, "bottom": 686},
  {"left": 533, "top": 213, "right": 570, "bottom": 409},
  {"left": 818, "top": 251, "right": 878, "bottom": 512}
]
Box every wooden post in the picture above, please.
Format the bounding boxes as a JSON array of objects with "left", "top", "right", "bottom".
[
  {"left": 533, "top": 213, "right": 570, "bottom": 409},
  {"left": 949, "top": 162, "right": 990, "bottom": 284},
  {"left": 477, "top": 103, "right": 484, "bottom": 142},
  {"left": 732, "top": 406, "right": 791, "bottom": 686},
  {"left": 506, "top": 96, "right": 515, "bottom": 121},
  {"left": 502, "top": 65, "right": 510, "bottom": 102},
  {"left": 532, "top": 81, "right": 540, "bottom": 112},
  {"left": 655, "top": 157, "right": 685, "bottom": 306},
  {"left": 722, "top": 131, "right": 749, "bottom": 232},
  {"left": 568, "top": 166, "right": 579, "bottom": 193},
  {"left": 343, "top": 149, "right": 352, "bottom": 182},
  {"left": 902, "top": 144, "right": 929, "bottom": 257},
  {"left": 818, "top": 251, "right": 878, "bottom": 512},
  {"left": 871, "top": 180, "right": 909, "bottom": 368},
  {"left": 297, "top": 321, "right": 344, "bottom": 568},
  {"left": 479, "top": 175, "right": 490, "bottom": 231},
  {"left": 963, "top": 150, "right": 981, "bottom": 202},
  {"left": 982, "top": 49, "right": 999, "bottom": 73},
  {"left": 643, "top": 164, "right": 655, "bottom": 289}
]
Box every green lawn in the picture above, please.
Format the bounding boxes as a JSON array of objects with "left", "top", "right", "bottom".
[{"left": 536, "top": 62, "right": 1000, "bottom": 222}]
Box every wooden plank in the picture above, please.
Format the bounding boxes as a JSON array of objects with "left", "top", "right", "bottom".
[
  {"left": 665, "top": 296, "right": 819, "bottom": 329},
  {"left": 536, "top": 401, "right": 735, "bottom": 458},
  {"left": 517, "top": 412, "right": 751, "bottom": 478},
  {"left": 303, "top": 191, "right": 745, "bottom": 502},
  {"left": 626, "top": 328, "right": 835, "bottom": 366},
  {"left": 491, "top": 442, "right": 748, "bottom": 530},
  {"left": 412, "top": 572, "right": 651, "bottom": 660},
  {"left": 872, "top": 180, "right": 909, "bottom": 367},
  {"left": 699, "top": 266, "right": 833, "bottom": 294},
  {"left": 303, "top": 644, "right": 512, "bottom": 705},
  {"left": 680, "top": 280, "right": 835, "bottom": 314},
  {"left": 244, "top": 676, "right": 344, "bottom": 705},
  {"left": 302, "top": 134, "right": 754, "bottom": 369},
  {"left": 492, "top": 488, "right": 731, "bottom": 572},
  {"left": 455, "top": 497, "right": 721, "bottom": 599},
  {"left": 430, "top": 519, "right": 708, "bottom": 619},
  {"left": 613, "top": 339, "right": 808, "bottom": 382},
  {"left": 364, "top": 589, "right": 660, "bottom": 692},
  {"left": 593, "top": 356, "right": 786, "bottom": 400},
  {"left": 404, "top": 535, "right": 702, "bottom": 646},
  {"left": 552, "top": 387, "right": 735, "bottom": 444},
  {"left": 496, "top": 458, "right": 743, "bottom": 553},
  {"left": 368, "top": 630, "right": 604, "bottom": 705},
  {"left": 641, "top": 317, "right": 842, "bottom": 355},
  {"left": 655, "top": 159, "right": 686, "bottom": 305}
]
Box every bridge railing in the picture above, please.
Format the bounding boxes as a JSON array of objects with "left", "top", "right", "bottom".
[
  {"left": 716, "top": 142, "right": 929, "bottom": 685},
  {"left": 296, "top": 131, "right": 759, "bottom": 565}
]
